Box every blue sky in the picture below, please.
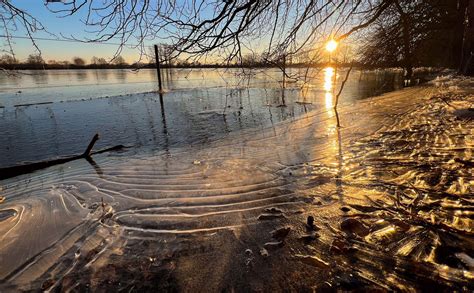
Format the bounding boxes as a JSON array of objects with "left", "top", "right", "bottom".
[
  {"left": 4, "top": 1, "right": 348, "bottom": 64},
  {"left": 5, "top": 1, "right": 156, "bottom": 63}
]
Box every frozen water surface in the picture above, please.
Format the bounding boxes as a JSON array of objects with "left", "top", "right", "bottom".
[
  {"left": 0, "top": 70, "right": 473, "bottom": 291},
  {"left": 0, "top": 68, "right": 403, "bottom": 168}
]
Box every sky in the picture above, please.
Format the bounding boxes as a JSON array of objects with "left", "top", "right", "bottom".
[
  {"left": 4, "top": 1, "right": 158, "bottom": 64},
  {"left": 3, "top": 1, "right": 352, "bottom": 65}
]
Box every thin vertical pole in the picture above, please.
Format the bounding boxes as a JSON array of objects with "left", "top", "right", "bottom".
[
  {"left": 282, "top": 54, "right": 286, "bottom": 89},
  {"left": 154, "top": 44, "right": 163, "bottom": 92}
]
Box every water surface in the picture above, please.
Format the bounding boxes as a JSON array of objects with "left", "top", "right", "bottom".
[
  {"left": 0, "top": 80, "right": 472, "bottom": 291},
  {"left": 0, "top": 68, "right": 403, "bottom": 168}
]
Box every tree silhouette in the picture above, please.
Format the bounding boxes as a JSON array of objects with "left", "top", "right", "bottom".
[
  {"left": 112, "top": 56, "right": 127, "bottom": 66},
  {"left": 0, "top": 54, "right": 16, "bottom": 65},
  {"left": 359, "top": 0, "right": 470, "bottom": 79},
  {"left": 1, "top": 0, "right": 474, "bottom": 74},
  {"left": 26, "top": 54, "right": 44, "bottom": 65},
  {"left": 73, "top": 57, "right": 86, "bottom": 66}
]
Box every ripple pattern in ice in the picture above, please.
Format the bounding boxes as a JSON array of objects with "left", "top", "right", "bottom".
[{"left": 0, "top": 85, "right": 473, "bottom": 291}]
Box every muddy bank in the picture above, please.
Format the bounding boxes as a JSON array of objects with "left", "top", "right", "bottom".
[{"left": 0, "top": 78, "right": 473, "bottom": 291}]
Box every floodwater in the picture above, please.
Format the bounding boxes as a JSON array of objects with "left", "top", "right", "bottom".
[
  {"left": 0, "top": 69, "right": 473, "bottom": 291},
  {"left": 0, "top": 68, "right": 403, "bottom": 168}
]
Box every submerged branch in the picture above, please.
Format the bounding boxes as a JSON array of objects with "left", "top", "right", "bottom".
[{"left": 0, "top": 133, "right": 126, "bottom": 180}]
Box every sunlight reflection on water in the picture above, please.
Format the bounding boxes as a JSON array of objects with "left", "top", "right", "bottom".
[
  {"left": 324, "top": 66, "right": 335, "bottom": 109},
  {"left": 0, "top": 68, "right": 405, "bottom": 168},
  {"left": 0, "top": 73, "right": 472, "bottom": 291}
]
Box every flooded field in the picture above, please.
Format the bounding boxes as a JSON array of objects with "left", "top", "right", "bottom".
[
  {"left": 0, "top": 69, "right": 473, "bottom": 291},
  {"left": 0, "top": 68, "right": 403, "bottom": 168}
]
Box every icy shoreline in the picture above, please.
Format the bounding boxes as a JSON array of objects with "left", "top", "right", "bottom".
[{"left": 0, "top": 77, "right": 473, "bottom": 291}]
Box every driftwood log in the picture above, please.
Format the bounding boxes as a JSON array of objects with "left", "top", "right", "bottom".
[{"left": 0, "top": 133, "right": 125, "bottom": 180}]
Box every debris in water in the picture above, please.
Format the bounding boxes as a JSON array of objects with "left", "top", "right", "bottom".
[
  {"left": 264, "top": 207, "right": 283, "bottom": 214},
  {"left": 306, "top": 215, "right": 316, "bottom": 230},
  {"left": 299, "top": 233, "right": 319, "bottom": 243},
  {"left": 258, "top": 213, "right": 285, "bottom": 220},
  {"left": 291, "top": 208, "right": 305, "bottom": 214},
  {"left": 41, "top": 279, "right": 55, "bottom": 290},
  {"left": 245, "top": 249, "right": 254, "bottom": 266},
  {"left": 391, "top": 219, "right": 411, "bottom": 231},
  {"left": 0, "top": 196, "right": 4, "bottom": 204},
  {"left": 271, "top": 227, "right": 291, "bottom": 240},
  {"left": 193, "top": 160, "right": 201, "bottom": 165},
  {"left": 259, "top": 208, "right": 285, "bottom": 220},
  {"left": 340, "top": 218, "right": 370, "bottom": 237},
  {"left": 456, "top": 253, "right": 474, "bottom": 269},
  {"left": 264, "top": 241, "right": 284, "bottom": 250},
  {"left": 340, "top": 206, "right": 351, "bottom": 212},
  {"left": 260, "top": 248, "right": 269, "bottom": 257},
  {"left": 295, "top": 255, "right": 330, "bottom": 269},
  {"left": 330, "top": 238, "right": 354, "bottom": 254}
]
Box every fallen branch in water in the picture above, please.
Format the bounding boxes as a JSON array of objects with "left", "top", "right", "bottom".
[
  {"left": 0, "top": 133, "right": 126, "bottom": 180},
  {"left": 84, "top": 134, "right": 100, "bottom": 157}
]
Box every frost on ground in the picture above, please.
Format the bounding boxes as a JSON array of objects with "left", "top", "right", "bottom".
[{"left": 0, "top": 77, "right": 473, "bottom": 291}]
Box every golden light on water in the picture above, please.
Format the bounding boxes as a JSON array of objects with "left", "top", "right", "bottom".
[
  {"left": 325, "top": 92, "right": 333, "bottom": 109},
  {"left": 323, "top": 67, "right": 334, "bottom": 91},
  {"left": 324, "top": 67, "right": 334, "bottom": 108},
  {"left": 325, "top": 39, "right": 338, "bottom": 53}
]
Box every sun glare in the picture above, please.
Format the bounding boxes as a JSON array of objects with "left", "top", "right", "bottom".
[
  {"left": 323, "top": 67, "right": 334, "bottom": 92},
  {"left": 324, "top": 67, "right": 335, "bottom": 108},
  {"left": 325, "top": 39, "right": 338, "bottom": 53}
]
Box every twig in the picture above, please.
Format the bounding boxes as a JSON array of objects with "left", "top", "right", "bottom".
[{"left": 334, "top": 63, "right": 354, "bottom": 109}]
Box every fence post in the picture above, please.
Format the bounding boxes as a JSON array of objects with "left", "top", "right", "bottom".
[{"left": 154, "top": 44, "right": 163, "bottom": 92}]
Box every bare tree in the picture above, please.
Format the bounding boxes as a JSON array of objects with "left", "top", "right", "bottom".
[
  {"left": 3, "top": 0, "right": 473, "bottom": 74},
  {"left": 358, "top": 0, "right": 467, "bottom": 81},
  {"left": 0, "top": 0, "right": 47, "bottom": 55},
  {"left": 37, "top": 1, "right": 394, "bottom": 63},
  {"left": 0, "top": 53, "right": 16, "bottom": 65},
  {"left": 112, "top": 55, "right": 127, "bottom": 66},
  {"left": 26, "top": 54, "right": 44, "bottom": 65},
  {"left": 147, "top": 44, "right": 175, "bottom": 67},
  {"left": 72, "top": 57, "right": 86, "bottom": 66},
  {"left": 91, "top": 56, "right": 107, "bottom": 65}
]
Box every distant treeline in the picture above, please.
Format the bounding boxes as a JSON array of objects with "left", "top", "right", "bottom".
[
  {"left": 0, "top": 53, "right": 364, "bottom": 70},
  {"left": 1, "top": 62, "right": 378, "bottom": 70},
  {"left": 0, "top": 53, "right": 448, "bottom": 72}
]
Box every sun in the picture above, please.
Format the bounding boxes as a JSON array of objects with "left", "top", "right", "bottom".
[{"left": 325, "top": 39, "right": 338, "bottom": 53}]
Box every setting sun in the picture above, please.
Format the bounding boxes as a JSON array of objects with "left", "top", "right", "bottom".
[{"left": 326, "top": 39, "right": 338, "bottom": 52}]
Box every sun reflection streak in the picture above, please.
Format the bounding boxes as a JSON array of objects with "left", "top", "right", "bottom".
[
  {"left": 324, "top": 67, "right": 335, "bottom": 109},
  {"left": 324, "top": 67, "right": 334, "bottom": 91},
  {"left": 325, "top": 92, "right": 333, "bottom": 109}
]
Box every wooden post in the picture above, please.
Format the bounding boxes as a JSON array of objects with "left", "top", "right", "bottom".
[{"left": 154, "top": 44, "right": 163, "bottom": 92}]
